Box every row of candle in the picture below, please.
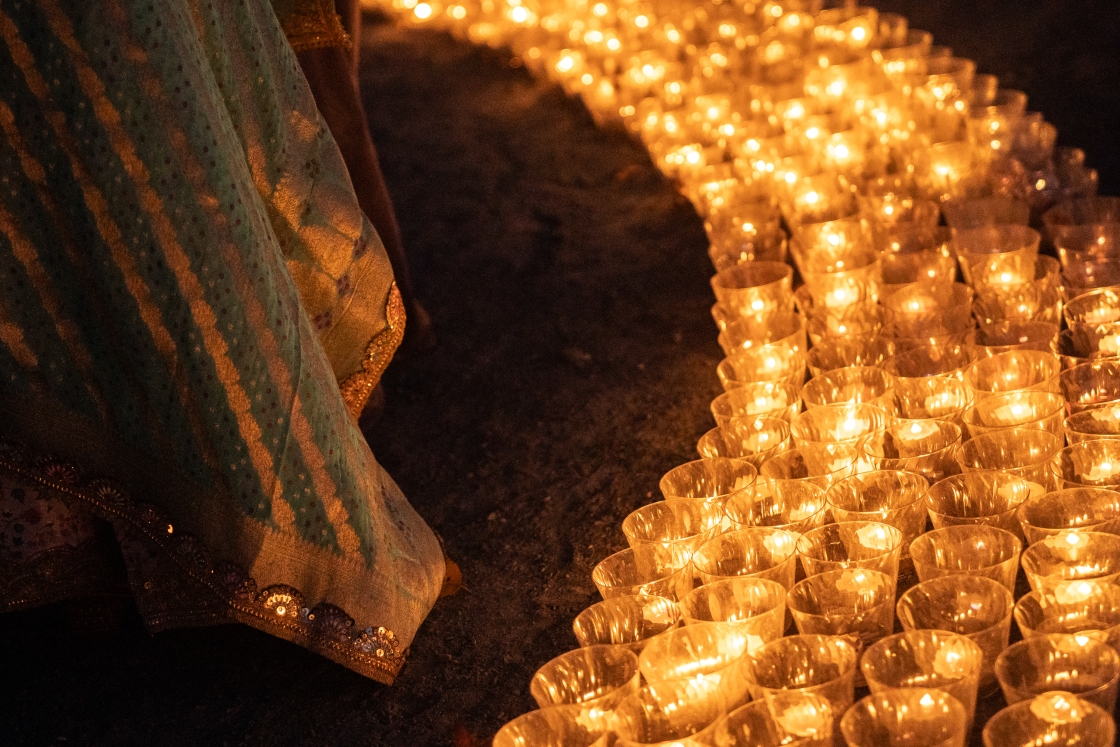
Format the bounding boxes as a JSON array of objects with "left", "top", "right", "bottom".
[{"left": 368, "top": 0, "right": 1120, "bottom": 744}]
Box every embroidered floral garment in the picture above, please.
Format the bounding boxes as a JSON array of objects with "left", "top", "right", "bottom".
[{"left": 0, "top": 0, "right": 444, "bottom": 682}]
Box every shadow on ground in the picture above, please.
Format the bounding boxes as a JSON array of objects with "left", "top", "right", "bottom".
[{"left": 2, "top": 3, "right": 1119, "bottom": 745}]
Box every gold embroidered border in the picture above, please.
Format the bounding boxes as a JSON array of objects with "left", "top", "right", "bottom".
[
  {"left": 0, "top": 439, "right": 407, "bottom": 684},
  {"left": 338, "top": 282, "right": 406, "bottom": 419},
  {"left": 278, "top": 0, "right": 353, "bottom": 53}
]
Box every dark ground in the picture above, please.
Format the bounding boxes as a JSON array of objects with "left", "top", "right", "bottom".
[{"left": 3, "top": 2, "right": 1120, "bottom": 745}]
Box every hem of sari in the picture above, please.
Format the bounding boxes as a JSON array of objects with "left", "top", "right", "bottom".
[{"left": 338, "top": 282, "right": 407, "bottom": 419}]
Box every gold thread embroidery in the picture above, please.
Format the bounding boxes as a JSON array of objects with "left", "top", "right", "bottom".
[
  {"left": 338, "top": 283, "right": 406, "bottom": 419},
  {"left": 275, "top": 0, "right": 353, "bottom": 53},
  {"left": 0, "top": 439, "right": 407, "bottom": 684}
]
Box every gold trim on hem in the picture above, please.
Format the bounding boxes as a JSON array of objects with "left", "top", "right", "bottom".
[
  {"left": 0, "top": 439, "right": 407, "bottom": 684},
  {"left": 277, "top": 0, "right": 353, "bottom": 53},
  {"left": 338, "top": 282, "right": 406, "bottom": 419}
]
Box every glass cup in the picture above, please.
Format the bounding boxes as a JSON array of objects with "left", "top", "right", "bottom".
[
  {"left": 1066, "top": 403, "right": 1120, "bottom": 442},
  {"left": 659, "top": 458, "right": 758, "bottom": 506},
  {"left": 572, "top": 595, "right": 682, "bottom": 653},
  {"left": 982, "top": 692, "right": 1116, "bottom": 747},
  {"left": 962, "top": 350, "right": 1060, "bottom": 400},
  {"left": 611, "top": 684, "right": 724, "bottom": 747},
  {"left": 924, "top": 471, "right": 1038, "bottom": 540},
  {"left": 530, "top": 645, "right": 641, "bottom": 714},
  {"left": 1051, "top": 441, "right": 1120, "bottom": 490},
  {"left": 718, "top": 311, "right": 806, "bottom": 360},
  {"left": 840, "top": 688, "right": 968, "bottom": 747},
  {"left": 680, "top": 577, "right": 786, "bottom": 653},
  {"left": 694, "top": 414, "right": 792, "bottom": 468},
  {"left": 995, "top": 633, "right": 1120, "bottom": 712},
  {"left": 896, "top": 575, "right": 1014, "bottom": 690},
  {"left": 1016, "top": 488, "right": 1120, "bottom": 545},
  {"left": 1014, "top": 579, "right": 1120, "bottom": 651},
  {"left": 639, "top": 621, "right": 752, "bottom": 712},
  {"left": 592, "top": 546, "right": 694, "bottom": 602},
  {"left": 942, "top": 195, "right": 1029, "bottom": 231},
  {"left": 1064, "top": 286, "right": 1120, "bottom": 329},
  {"left": 861, "top": 631, "right": 983, "bottom": 733},
  {"left": 884, "top": 344, "right": 974, "bottom": 382},
  {"left": 881, "top": 281, "right": 973, "bottom": 334},
  {"left": 623, "top": 498, "right": 724, "bottom": 568},
  {"left": 759, "top": 444, "right": 859, "bottom": 490},
  {"left": 1059, "top": 360, "right": 1120, "bottom": 414},
  {"left": 790, "top": 403, "right": 892, "bottom": 463},
  {"left": 746, "top": 634, "right": 859, "bottom": 744},
  {"left": 954, "top": 428, "right": 1061, "bottom": 491},
  {"left": 728, "top": 346, "right": 808, "bottom": 387},
  {"left": 807, "top": 336, "right": 896, "bottom": 378},
  {"left": 961, "top": 390, "right": 1065, "bottom": 441},
  {"left": 1020, "top": 529, "right": 1120, "bottom": 591},
  {"left": 711, "top": 381, "right": 802, "bottom": 425},
  {"left": 710, "top": 262, "right": 795, "bottom": 319},
  {"left": 787, "top": 568, "right": 896, "bottom": 657},
  {"left": 796, "top": 522, "right": 903, "bottom": 582},
  {"left": 493, "top": 707, "right": 611, "bottom": 747},
  {"left": 909, "top": 525, "right": 1022, "bottom": 593},
  {"left": 860, "top": 420, "right": 963, "bottom": 482},
  {"left": 825, "top": 471, "right": 928, "bottom": 563},
  {"left": 692, "top": 527, "right": 800, "bottom": 590},
  {"left": 951, "top": 224, "right": 1040, "bottom": 286},
  {"left": 801, "top": 366, "right": 895, "bottom": 409},
  {"left": 879, "top": 374, "right": 972, "bottom": 426},
  {"left": 967, "top": 320, "right": 1058, "bottom": 357},
  {"left": 712, "top": 693, "right": 833, "bottom": 747},
  {"left": 724, "top": 478, "right": 828, "bottom": 536}
]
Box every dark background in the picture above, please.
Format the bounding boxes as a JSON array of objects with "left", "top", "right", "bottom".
[{"left": 3, "top": 2, "right": 1119, "bottom": 745}]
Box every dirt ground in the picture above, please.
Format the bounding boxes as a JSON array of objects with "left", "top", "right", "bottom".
[{"left": 3, "top": 3, "right": 1119, "bottom": 745}]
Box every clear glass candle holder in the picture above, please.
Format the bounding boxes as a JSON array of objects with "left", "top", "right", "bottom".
[
  {"left": 961, "top": 390, "right": 1065, "bottom": 441},
  {"left": 972, "top": 255, "right": 1063, "bottom": 326},
  {"left": 1059, "top": 360, "right": 1120, "bottom": 414},
  {"left": 639, "top": 621, "right": 752, "bottom": 713},
  {"left": 881, "top": 281, "right": 973, "bottom": 333},
  {"left": 1020, "top": 529, "right": 1120, "bottom": 591},
  {"left": 796, "top": 522, "right": 903, "bottom": 582},
  {"left": 860, "top": 631, "right": 983, "bottom": 734},
  {"left": 759, "top": 444, "right": 859, "bottom": 490},
  {"left": 825, "top": 470, "right": 928, "bottom": 558},
  {"left": 530, "top": 645, "right": 641, "bottom": 713},
  {"left": 880, "top": 249, "right": 959, "bottom": 297},
  {"left": 1051, "top": 441, "right": 1120, "bottom": 490},
  {"left": 680, "top": 577, "right": 786, "bottom": 653},
  {"left": 724, "top": 478, "right": 828, "bottom": 536},
  {"left": 942, "top": 195, "right": 1029, "bottom": 232},
  {"left": 696, "top": 422, "right": 790, "bottom": 468},
  {"left": 718, "top": 311, "right": 806, "bottom": 360},
  {"left": 806, "top": 303, "right": 886, "bottom": 346},
  {"left": 908, "top": 525, "right": 1022, "bottom": 593},
  {"left": 746, "top": 634, "right": 859, "bottom": 742},
  {"left": 660, "top": 457, "right": 758, "bottom": 506},
  {"left": 879, "top": 374, "right": 972, "bottom": 426},
  {"left": 611, "top": 684, "right": 725, "bottom": 747},
  {"left": 572, "top": 594, "right": 682, "bottom": 653},
  {"left": 790, "top": 403, "right": 892, "bottom": 463},
  {"left": 860, "top": 420, "right": 963, "bottom": 482},
  {"left": 728, "top": 347, "right": 808, "bottom": 388},
  {"left": 592, "top": 546, "right": 694, "bottom": 602},
  {"left": 623, "top": 498, "right": 725, "bottom": 568},
  {"left": 712, "top": 380, "right": 802, "bottom": 425},
  {"left": 493, "top": 706, "right": 611, "bottom": 747},
  {"left": 786, "top": 568, "right": 896, "bottom": 656},
  {"left": 1014, "top": 579, "right": 1120, "bottom": 651},
  {"left": 1066, "top": 404, "right": 1120, "bottom": 443},
  {"left": 962, "top": 350, "right": 1060, "bottom": 400},
  {"left": 884, "top": 344, "right": 974, "bottom": 382},
  {"left": 951, "top": 224, "right": 1040, "bottom": 286},
  {"left": 967, "top": 319, "right": 1059, "bottom": 358},
  {"left": 710, "top": 262, "right": 794, "bottom": 318},
  {"left": 953, "top": 427, "right": 1061, "bottom": 492},
  {"left": 982, "top": 692, "right": 1116, "bottom": 747},
  {"left": 1060, "top": 324, "right": 1120, "bottom": 364},
  {"left": 800, "top": 257, "right": 883, "bottom": 317},
  {"left": 840, "top": 688, "right": 968, "bottom": 747},
  {"left": 693, "top": 526, "right": 801, "bottom": 589},
  {"left": 1016, "top": 487, "right": 1120, "bottom": 545},
  {"left": 924, "top": 471, "right": 1037, "bottom": 539},
  {"left": 801, "top": 366, "right": 895, "bottom": 410},
  {"left": 896, "top": 575, "right": 1014, "bottom": 690},
  {"left": 807, "top": 335, "right": 895, "bottom": 378},
  {"left": 1063, "top": 286, "right": 1120, "bottom": 329},
  {"left": 995, "top": 633, "right": 1120, "bottom": 713},
  {"left": 709, "top": 231, "right": 791, "bottom": 275},
  {"left": 712, "top": 693, "right": 833, "bottom": 747}
]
